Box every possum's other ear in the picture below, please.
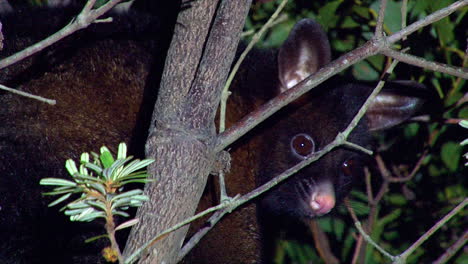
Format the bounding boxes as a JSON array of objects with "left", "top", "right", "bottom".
[
  {"left": 366, "top": 80, "right": 429, "bottom": 131},
  {"left": 278, "top": 18, "right": 331, "bottom": 92}
]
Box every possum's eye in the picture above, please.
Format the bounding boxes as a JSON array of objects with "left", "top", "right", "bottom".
[
  {"left": 341, "top": 159, "right": 355, "bottom": 177},
  {"left": 290, "top": 133, "right": 315, "bottom": 159}
]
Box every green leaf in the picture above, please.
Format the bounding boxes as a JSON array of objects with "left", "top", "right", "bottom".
[
  {"left": 460, "top": 139, "right": 468, "bottom": 146},
  {"left": 112, "top": 211, "right": 130, "bottom": 218},
  {"left": 117, "top": 159, "right": 154, "bottom": 180},
  {"left": 386, "top": 194, "right": 407, "bottom": 206},
  {"left": 352, "top": 60, "right": 379, "bottom": 81},
  {"left": 65, "top": 159, "right": 78, "bottom": 176},
  {"left": 100, "top": 148, "right": 115, "bottom": 169},
  {"left": 106, "top": 158, "right": 130, "bottom": 180},
  {"left": 80, "top": 152, "right": 90, "bottom": 163},
  {"left": 79, "top": 153, "right": 90, "bottom": 176},
  {"left": 86, "top": 201, "right": 107, "bottom": 211},
  {"left": 88, "top": 183, "right": 107, "bottom": 195},
  {"left": 85, "top": 234, "right": 108, "bottom": 243},
  {"left": 73, "top": 174, "right": 105, "bottom": 183},
  {"left": 72, "top": 211, "right": 106, "bottom": 222},
  {"left": 404, "top": 123, "right": 420, "bottom": 139},
  {"left": 460, "top": 120, "right": 468, "bottom": 129},
  {"left": 67, "top": 201, "right": 92, "bottom": 210},
  {"left": 40, "top": 178, "right": 77, "bottom": 187},
  {"left": 111, "top": 189, "right": 144, "bottom": 203},
  {"left": 441, "top": 142, "right": 462, "bottom": 172},
  {"left": 84, "top": 162, "right": 103, "bottom": 175},
  {"left": 117, "top": 142, "right": 127, "bottom": 160},
  {"left": 42, "top": 187, "right": 77, "bottom": 196},
  {"left": 48, "top": 193, "right": 72, "bottom": 207},
  {"left": 316, "top": 0, "right": 342, "bottom": 30},
  {"left": 370, "top": 0, "right": 402, "bottom": 33},
  {"left": 332, "top": 218, "right": 345, "bottom": 240},
  {"left": 115, "top": 218, "right": 139, "bottom": 231}
]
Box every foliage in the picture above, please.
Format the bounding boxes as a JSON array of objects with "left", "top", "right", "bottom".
[
  {"left": 40, "top": 142, "right": 153, "bottom": 222},
  {"left": 40, "top": 143, "right": 154, "bottom": 262},
  {"left": 247, "top": 0, "right": 467, "bottom": 263}
]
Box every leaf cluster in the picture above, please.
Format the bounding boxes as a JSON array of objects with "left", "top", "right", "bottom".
[{"left": 40, "top": 142, "right": 154, "bottom": 224}]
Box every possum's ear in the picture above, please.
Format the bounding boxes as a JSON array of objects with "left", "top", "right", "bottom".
[
  {"left": 366, "top": 81, "right": 429, "bottom": 131},
  {"left": 278, "top": 18, "right": 331, "bottom": 93}
]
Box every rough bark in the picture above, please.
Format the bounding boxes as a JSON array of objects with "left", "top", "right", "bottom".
[{"left": 123, "top": 1, "right": 252, "bottom": 263}]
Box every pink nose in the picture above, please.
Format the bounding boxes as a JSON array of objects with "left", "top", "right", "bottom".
[{"left": 310, "top": 193, "right": 336, "bottom": 216}]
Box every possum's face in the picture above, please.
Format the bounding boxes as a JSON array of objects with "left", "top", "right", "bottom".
[
  {"left": 256, "top": 19, "right": 426, "bottom": 220},
  {"left": 258, "top": 84, "right": 373, "bottom": 219}
]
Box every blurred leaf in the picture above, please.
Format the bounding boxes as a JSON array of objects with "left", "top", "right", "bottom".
[
  {"left": 441, "top": 142, "right": 462, "bottom": 172},
  {"left": 317, "top": 217, "right": 333, "bottom": 233},
  {"left": 352, "top": 60, "right": 379, "bottom": 81},
  {"left": 352, "top": 5, "right": 371, "bottom": 20},
  {"left": 458, "top": 105, "right": 468, "bottom": 118},
  {"left": 84, "top": 234, "right": 108, "bottom": 243},
  {"left": 333, "top": 218, "right": 345, "bottom": 240},
  {"left": 404, "top": 123, "right": 420, "bottom": 139},
  {"left": 386, "top": 194, "right": 407, "bottom": 206},
  {"left": 316, "top": 0, "right": 342, "bottom": 30},
  {"left": 455, "top": 251, "right": 468, "bottom": 263},
  {"left": 341, "top": 16, "right": 360, "bottom": 29},
  {"left": 331, "top": 35, "right": 355, "bottom": 52}
]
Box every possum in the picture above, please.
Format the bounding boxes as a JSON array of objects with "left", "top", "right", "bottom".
[
  {"left": 184, "top": 19, "right": 427, "bottom": 263},
  {"left": 0, "top": 5, "right": 427, "bottom": 264}
]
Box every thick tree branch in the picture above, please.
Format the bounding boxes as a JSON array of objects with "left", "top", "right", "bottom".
[{"left": 123, "top": 1, "right": 252, "bottom": 263}]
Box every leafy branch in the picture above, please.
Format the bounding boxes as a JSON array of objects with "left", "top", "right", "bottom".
[{"left": 40, "top": 143, "right": 154, "bottom": 263}]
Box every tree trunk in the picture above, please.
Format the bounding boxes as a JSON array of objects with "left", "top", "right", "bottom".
[{"left": 123, "top": 1, "right": 252, "bottom": 263}]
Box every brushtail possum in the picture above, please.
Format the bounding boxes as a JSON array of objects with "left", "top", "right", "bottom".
[
  {"left": 185, "top": 19, "right": 428, "bottom": 263},
  {"left": 0, "top": 4, "right": 427, "bottom": 264}
]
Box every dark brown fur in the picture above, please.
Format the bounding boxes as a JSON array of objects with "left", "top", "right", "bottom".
[{"left": 0, "top": 5, "right": 177, "bottom": 263}]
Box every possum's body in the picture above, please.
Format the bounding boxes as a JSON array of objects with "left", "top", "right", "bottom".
[{"left": 0, "top": 5, "right": 178, "bottom": 263}]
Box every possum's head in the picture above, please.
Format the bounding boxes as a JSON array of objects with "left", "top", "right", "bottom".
[{"left": 257, "top": 19, "right": 426, "bottom": 219}]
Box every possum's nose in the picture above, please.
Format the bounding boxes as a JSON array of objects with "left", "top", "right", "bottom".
[{"left": 309, "top": 181, "right": 335, "bottom": 216}]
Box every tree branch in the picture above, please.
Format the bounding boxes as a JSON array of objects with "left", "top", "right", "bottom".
[
  {"left": 0, "top": 83, "right": 56, "bottom": 105},
  {"left": 381, "top": 48, "right": 468, "bottom": 79},
  {"left": 0, "top": 0, "right": 123, "bottom": 70},
  {"left": 387, "top": 0, "right": 468, "bottom": 44}
]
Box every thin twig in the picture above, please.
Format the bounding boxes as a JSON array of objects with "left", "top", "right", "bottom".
[
  {"left": 399, "top": 198, "right": 468, "bottom": 259},
  {"left": 374, "top": 0, "right": 387, "bottom": 37},
  {"left": 387, "top": 0, "right": 468, "bottom": 44},
  {"left": 0, "top": 84, "right": 56, "bottom": 105},
  {"left": 432, "top": 229, "right": 468, "bottom": 264},
  {"left": 401, "top": 0, "right": 408, "bottom": 41},
  {"left": 386, "top": 149, "right": 428, "bottom": 183},
  {"left": 381, "top": 48, "right": 468, "bottom": 79}
]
